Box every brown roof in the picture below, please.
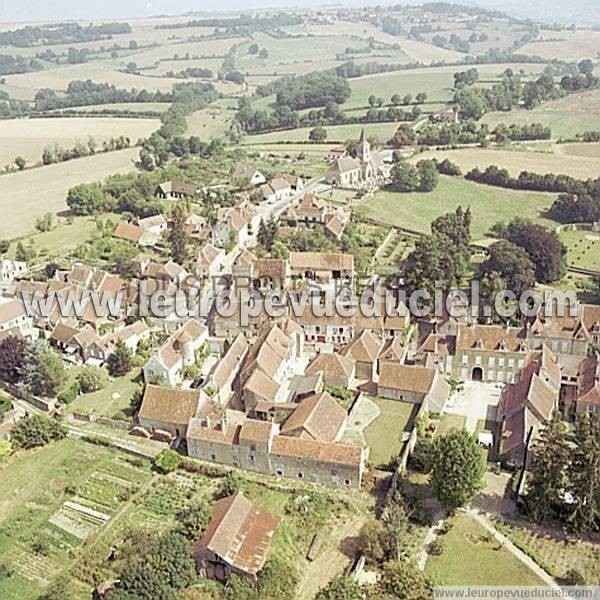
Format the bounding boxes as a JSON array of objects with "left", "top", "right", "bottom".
[
  {"left": 331, "top": 156, "right": 361, "bottom": 174},
  {"left": 296, "top": 194, "right": 328, "bottom": 217},
  {"left": 50, "top": 321, "right": 79, "bottom": 344},
  {"left": 379, "top": 363, "right": 436, "bottom": 394},
  {"left": 158, "top": 180, "right": 197, "bottom": 196},
  {"left": 280, "top": 392, "right": 346, "bottom": 443},
  {"left": 253, "top": 258, "right": 288, "bottom": 279},
  {"left": 342, "top": 330, "right": 383, "bottom": 364},
  {"left": 0, "top": 298, "right": 26, "bottom": 324},
  {"left": 239, "top": 420, "right": 276, "bottom": 444},
  {"left": 138, "top": 384, "right": 200, "bottom": 426},
  {"left": 138, "top": 214, "right": 167, "bottom": 229},
  {"left": 290, "top": 252, "right": 354, "bottom": 273},
  {"left": 271, "top": 435, "right": 362, "bottom": 467},
  {"left": 114, "top": 222, "right": 145, "bottom": 243},
  {"left": 211, "top": 333, "right": 249, "bottom": 391},
  {"left": 244, "top": 369, "right": 280, "bottom": 403},
  {"left": 157, "top": 319, "right": 207, "bottom": 369},
  {"left": 194, "top": 492, "right": 279, "bottom": 576},
  {"left": 306, "top": 352, "right": 355, "bottom": 379},
  {"left": 379, "top": 337, "right": 406, "bottom": 362},
  {"left": 187, "top": 418, "right": 241, "bottom": 445},
  {"left": 456, "top": 323, "right": 528, "bottom": 352}
]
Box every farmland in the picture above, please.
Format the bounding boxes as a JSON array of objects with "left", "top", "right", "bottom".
[
  {"left": 358, "top": 176, "right": 559, "bottom": 243},
  {"left": 519, "top": 30, "right": 600, "bottom": 60},
  {"left": 0, "top": 117, "right": 160, "bottom": 168},
  {"left": 538, "top": 88, "right": 600, "bottom": 115},
  {"left": 187, "top": 107, "right": 234, "bottom": 141},
  {"left": 0, "top": 148, "right": 139, "bottom": 239},
  {"left": 415, "top": 144, "right": 600, "bottom": 180}
]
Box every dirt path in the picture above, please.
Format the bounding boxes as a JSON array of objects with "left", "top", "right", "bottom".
[
  {"left": 466, "top": 508, "right": 559, "bottom": 589},
  {"left": 416, "top": 509, "right": 445, "bottom": 570},
  {"left": 297, "top": 514, "right": 366, "bottom": 599}
]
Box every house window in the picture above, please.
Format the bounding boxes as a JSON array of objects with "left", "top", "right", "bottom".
[
  {"left": 488, "top": 357, "right": 495, "bottom": 367},
  {"left": 250, "top": 443, "right": 256, "bottom": 452},
  {"left": 508, "top": 359, "right": 515, "bottom": 369},
  {"left": 298, "top": 472, "right": 304, "bottom": 479},
  {"left": 210, "top": 453, "right": 216, "bottom": 461},
  {"left": 461, "top": 355, "right": 468, "bottom": 365},
  {"left": 345, "top": 479, "right": 351, "bottom": 486},
  {"left": 276, "top": 469, "right": 283, "bottom": 476}
]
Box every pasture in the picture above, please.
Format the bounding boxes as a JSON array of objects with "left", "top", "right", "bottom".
[
  {"left": 414, "top": 144, "right": 600, "bottom": 180},
  {"left": 559, "top": 228, "right": 600, "bottom": 272},
  {"left": 0, "top": 117, "right": 160, "bottom": 168},
  {"left": 187, "top": 107, "right": 233, "bottom": 141},
  {"left": 481, "top": 109, "right": 600, "bottom": 139},
  {"left": 358, "top": 176, "right": 558, "bottom": 243},
  {"left": 538, "top": 88, "right": 600, "bottom": 116},
  {"left": 0, "top": 148, "right": 139, "bottom": 239},
  {"left": 425, "top": 513, "right": 546, "bottom": 585},
  {"left": 519, "top": 30, "right": 600, "bottom": 60}
]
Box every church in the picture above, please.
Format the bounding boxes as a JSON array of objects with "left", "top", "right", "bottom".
[{"left": 325, "top": 129, "right": 384, "bottom": 189}]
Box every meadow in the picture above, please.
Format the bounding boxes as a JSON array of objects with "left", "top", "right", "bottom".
[
  {"left": 415, "top": 144, "right": 600, "bottom": 180},
  {"left": 0, "top": 148, "right": 139, "bottom": 239},
  {"left": 481, "top": 108, "right": 600, "bottom": 139},
  {"left": 559, "top": 228, "right": 600, "bottom": 272},
  {"left": 519, "top": 30, "right": 600, "bottom": 60},
  {"left": 538, "top": 88, "right": 600, "bottom": 116},
  {"left": 187, "top": 107, "right": 234, "bottom": 141},
  {"left": 358, "top": 176, "right": 559, "bottom": 243},
  {"left": 0, "top": 117, "right": 160, "bottom": 168}
]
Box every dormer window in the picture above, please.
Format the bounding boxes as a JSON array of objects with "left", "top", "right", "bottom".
[
  {"left": 499, "top": 340, "right": 507, "bottom": 352},
  {"left": 475, "top": 339, "right": 484, "bottom": 349}
]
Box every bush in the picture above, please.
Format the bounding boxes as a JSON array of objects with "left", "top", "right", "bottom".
[
  {"left": 153, "top": 449, "right": 182, "bottom": 474},
  {"left": 76, "top": 366, "right": 109, "bottom": 393},
  {"left": 563, "top": 569, "right": 587, "bottom": 586},
  {"left": 57, "top": 381, "right": 80, "bottom": 404},
  {"left": 215, "top": 471, "right": 241, "bottom": 499},
  {"left": 438, "top": 520, "right": 454, "bottom": 535},
  {"left": 409, "top": 436, "right": 435, "bottom": 473},
  {"left": 428, "top": 538, "right": 445, "bottom": 556},
  {"left": 10, "top": 415, "right": 66, "bottom": 450}
]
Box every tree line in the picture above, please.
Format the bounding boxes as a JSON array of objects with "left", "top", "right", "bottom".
[
  {"left": 0, "top": 53, "right": 42, "bottom": 76},
  {"left": 0, "top": 22, "right": 131, "bottom": 47}
]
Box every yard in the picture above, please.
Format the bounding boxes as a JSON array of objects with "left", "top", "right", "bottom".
[
  {"left": 364, "top": 396, "right": 418, "bottom": 468},
  {"left": 358, "top": 176, "right": 559, "bottom": 244},
  {"left": 559, "top": 228, "right": 600, "bottom": 272},
  {"left": 425, "top": 513, "right": 546, "bottom": 586}
]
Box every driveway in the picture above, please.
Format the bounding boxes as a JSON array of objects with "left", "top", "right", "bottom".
[{"left": 444, "top": 381, "right": 502, "bottom": 434}]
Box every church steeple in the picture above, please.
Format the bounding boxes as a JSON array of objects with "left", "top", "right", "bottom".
[{"left": 357, "top": 128, "right": 370, "bottom": 162}]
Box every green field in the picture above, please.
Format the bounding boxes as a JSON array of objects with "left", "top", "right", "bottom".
[
  {"left": 560, "top": 228, "right": 600, "bottom": 272},
  {"left": 359, "top": 176, "right": 559, "bottom": 243},
  {"left": 364, "top": 396, "right": 418, "bottom": 468},
  {"left": 482, "top": 109, "right": 600, "bottom": 139},
  {"left": 425, "top": 513, "right": 546, "bottom": 585},
  {"left": 187, "top": 107, "right": 233, "bottom": 141},
  {"left": 243, "top": 121, "right": 402, "bottom": 145}
]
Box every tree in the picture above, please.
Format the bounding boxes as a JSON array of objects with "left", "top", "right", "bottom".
[
  {"left": 76, "top": 366, "right": 109, "bottom": 393},
  {"left": 432, "top": 429, "right": 485, "bottom": 510},
  {"left": 315, "top": 575, "right": 365, "bottom": 599},
  {"left": 526, "top": 411, "right": 571, "bottom": 522},
  {"left": 177, "top": 501, "right": 212, "bottom": 540},
  {"left": 66, "top": 183, "right": 112, "bottom": 215},
  {"left": 14, "top": 241, "right": 35, "bottom": 263},
  {"left": 126, "top": 61, "right": 138, "bottom": 73},
  {"left": 391, "top": 93, "right": 402, "bottom": 105},
  {"left": 415, "top": 92, "right": 427, "bottom": 103},
  {"left": 146, "top": 532, "right": 196, "bottom": 590},
  {"left": 107, "top": 339, "right": 134, "bottom": 376},
  {"left": 374, "top": 560, "right": 433, "bottom": 600},
  {"left": 259, "top": 48, "right": 269, "bottom": 59},
  {"left": 566, "top": 412, "right": 600, "bottom": 533},
  {"left": 248, "top": 43, "right": 259, "bottom": 54},
  {"left": 0, "top": 239, "right": 10, "bottom": 254},
  {"left": 390, "top": 162, "right": 419, "bottom": 192},
  {"left": 258, "top": 215, "right": 278, "bottom": 251},
  {"left": 368, "top": 94, "right": 377, "bottom": 107},
  {"left": 153, "top": 449, "right": 182, "bottom": 474},
  {"left": 481, "top": 240, "right": 535, "bottom": 297},
  {"left": 578, "top": 59, "right": 594, "bottom": 75},
  {"left": 216, "top": 471, "right": 241, "bottom": 498},
  {"left": 416, "top": 159, "right": 439, "bottom": 192},
  {"left": 309, "top": 126, "right": 327, "bottom": 143},
  {"left": 21, "top": 342, "right": 67, "bottom": 398},
  {"left": 107, "top": 561, "right": 175, "bottom": 600},
  {"left": 0, "top": 336, "right": 27, "bottom": 383},
  {"left": 390, "top": 123, "right": 416, "bottom": 147},
  {"left": 10, "top": 415, "right": 66, "bottom": 450},
  {"left": 168, "top": 202, "right": 191, "bottom": 264},
  {"left": 14, "top": 156, "right": 26, "bottom": 170}
]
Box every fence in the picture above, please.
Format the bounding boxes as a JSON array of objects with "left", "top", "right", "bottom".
[{"left": 0, "top": 380, "right": 56, "bottom": 412}]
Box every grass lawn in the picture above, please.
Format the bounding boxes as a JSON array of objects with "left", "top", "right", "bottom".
[
  {"left": 187, "top": 107, "right": 233, "bottom": 141},
  {"left": 494, "top": 519, "right": 600, "bottom": 584},
  {"left": 0, "top": 438, "right": 153, "bottom": 599},
  {"left": 364, "top": 397, "right": 418, "bottom": 468},
  {"left": 559, "top": 228, "right": 600, "bottom": 272},
  {"left": 481, "top": 109, "right": 600, "bottom": 139},
  {"left": 65, "top": 367, "right": 142, "bottom": 419},
  {"left": 425, "top": 513, "right": 546, "bottom": 586},
  {"left": 358, "top": 176, "right": 559, "bottom": 243},
  {"left": 436, "top": 413, "right": 467, "bottom": 435}
]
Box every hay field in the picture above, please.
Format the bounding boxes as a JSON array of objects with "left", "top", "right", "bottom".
[
  {"left": 415, "top": 145, "right": 600, "bottom": 179},
  {"left": 537, "top": 89, "right": 600, "bottom": 115},
  {"left": 519, "top": 30, "right": 600, "bottom": 60},
  {"left": 129, "top": 36, "right": 247, "bottom": 68},
  {"left": 2, "top": 62, "right": 182, "bottom": 101},
  {"left": 560, "top": 228, "right": 600, "bottom": 272},
  {"left": 481, "top": 109, "right": 600, "bottom": 138},
  {"left": 0, "top": 148, "right": 139, "bottom": 238},
  {"left": 145, "top": 57, "right": 225, "bottom": 76},
  {"left": 0, "top": 117, "right": 160, "bottom": 167}
]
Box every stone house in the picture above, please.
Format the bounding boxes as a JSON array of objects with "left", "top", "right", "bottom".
[
  {"left": 0, "top": 258, "right": 27, "bottom": 282},
  {"left": 341, "top": 330, "right": 384, "bottom": 381},
  {"left": 138, "top": 214, "right": 168, "bottom": 235},
  {"left": 305, "top": 352, "right": 355, "bottom": 388},
  {"left": 232, "top": 164, "right": 267, "bottom": 187},
  {"left": 192, "top": 243, "right": 225, "bottom": 279},
  {"left": 113, "top": 221, "right": 159, "bottom": 247}
]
